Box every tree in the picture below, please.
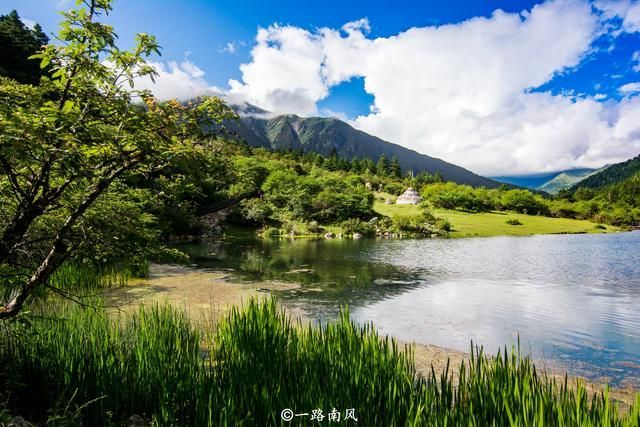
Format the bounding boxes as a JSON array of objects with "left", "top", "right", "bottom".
[
  {"left": 376, "top": 154, "right": 389, "bottom": 176},
  {"left": 389, "top": 155, "right": 401, "bottom": 178},
  {"left": 0, "top": 0, "right": 236, "bottom": 318},
  {"left": 325, "top": 150, "right": 339, "bottom": 171},
  {"left": 0, "top": 10, "right": 50, "bottom": 84}
]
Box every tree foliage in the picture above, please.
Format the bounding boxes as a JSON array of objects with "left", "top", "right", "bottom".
[
  {"left": 0, "top": 0, "right": 235, "bottom": 318},
  {"left": 0, "top": 10, "right": 49, "bottom": 85}
]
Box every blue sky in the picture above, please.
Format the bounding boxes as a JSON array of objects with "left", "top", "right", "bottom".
[
  {"left": 5, "top": 0, "right": 552, "bottom": 116},
  {"left": 3, "top": 0, "right": 640, "bottom": 175}
]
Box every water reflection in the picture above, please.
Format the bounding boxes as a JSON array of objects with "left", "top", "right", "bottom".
[{"left": 177, "top": 231, "right": 640, "bottom": 386}]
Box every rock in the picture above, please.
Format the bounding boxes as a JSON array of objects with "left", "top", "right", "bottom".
[
  {"left": 353, "top": 233, "right": 363, "bottom": 239},
  {"left": 337, "top": 233, "right": 343, "bottom": 238},
  {"left": 365, "top": 181, "right": 373, "bottom": 190},
  {"left": 128, "top": 414, "right": 147, "bottom": 427},
  {"left": 324, "top": 232, "right": 335, "bottom": 239},
  {"left": 368, "top": 217, "right": 378, "bottom": 224},
  {"left": 9, "top": 416, "right": 30, "bottom": 427},
  {"left": 289, "top": 230, "right": 296, "bottom": 236},
  {"left": 385, "top": 198, "right": 393, "bottom": 204}
]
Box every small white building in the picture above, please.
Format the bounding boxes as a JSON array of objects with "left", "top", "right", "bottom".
[{"left": 396, "top": 187, "right": 422, "bottom": 205}]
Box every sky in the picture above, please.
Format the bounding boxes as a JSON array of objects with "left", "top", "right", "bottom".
[{"left": 4, "top": 0, "right": 640, "bottom": 176}]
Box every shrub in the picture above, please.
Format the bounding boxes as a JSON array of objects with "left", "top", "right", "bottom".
[
  {"left": 436, "top": 218, "right": 453, "bottom": 233},
  {"left": 383, "top": 182, "right": 405, "bottom": 196},
  {"left": 240, "top": 198, "right": 272, "bottom": 224},
  {"left": 339, "top": 218, "right": 374, "bottom": 236},
  {"left": 506, "top": 219, "right": 523, "bottom": 225},
  {"left": 263, "top": 227, "right": 281, "bottom": 237},
  {"left": 306, "top": 220, "right": 322, "bottom": 234}
]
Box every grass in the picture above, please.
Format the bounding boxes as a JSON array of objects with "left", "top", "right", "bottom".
[
  {"left": 1, "top": 262, "right": 138, "bottom": 304},
  {"left": 373, "top": 193, "right": 619, "bottom": 238},
  {"left": 1, "top": 298, "right": 639, "bottom": 425}
]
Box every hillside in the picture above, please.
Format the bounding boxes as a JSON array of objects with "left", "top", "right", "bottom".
[
  {"left": 538, "top": 169, "right": 597, "bottom": 194},
  {"left": 572, "top": 155, "right": 640, "bottom": 190},
  {"left": 225, "top": 111, "right": 503, "bottom": 188},
  {"left": 493, "top": 168, "right": 597, "bottom": 193}
]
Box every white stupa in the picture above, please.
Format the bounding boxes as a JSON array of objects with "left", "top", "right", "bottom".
[{"left": 396, "top": 187, "right": 422, "bottom": 205}]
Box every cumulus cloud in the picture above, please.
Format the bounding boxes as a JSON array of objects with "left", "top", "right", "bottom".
[
  {"left": 217, "top": 0, "right": 640, "bottom": 175},
  {"left": 619, "top": 81, "right": 640, "bottom": 93},
  {"left": 135, "top": 0, "right": 640, "bottom": 175},
  {"left": 596, "top": 0, "right": 640, "bottom": 33},
  {"left": 226, "top": 25, "right": 329, "bottom": 115},
  {"left": 133, "top": 59, "right": 220, "bottom": 100}
]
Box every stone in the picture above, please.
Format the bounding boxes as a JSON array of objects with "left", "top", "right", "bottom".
[
  {"left": 128, "top": 414, "right": 147, "bottom": 427},
  {"left": 385, "top": 198, "right": 393, "bottom": 204},
  {"left": 324, "top": 232, "right": 335, "bottom": 239},
  {"left": 396, "top": 187, "right": 422, "bottom": 205},
  {"left": 353, "top": 232, "right": 363, "bottom": 239},
  {"left": 8, "top": 416, "right": 30, "bottom": 427}
]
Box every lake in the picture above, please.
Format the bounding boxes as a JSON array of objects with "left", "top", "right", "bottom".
[{"left": 177, "top": 230, "right": 640, "bottom": 387}]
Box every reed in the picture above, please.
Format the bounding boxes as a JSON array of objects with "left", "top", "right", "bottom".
[{"left": 0, "top": 298, "right": 638, "bottom": 426}]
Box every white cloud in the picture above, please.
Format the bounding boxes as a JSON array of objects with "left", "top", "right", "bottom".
[
  {"left": 132, "top": 0, "right": 640, "bottom": 175},
  {"left": 218, "top": 41, "right": 246, "bottom": 55},
  {"left": 226, "top": 25, "right": 329, "bottom": 115},
  {"left": 217, "top": 0, "right": 640, "bottom": 175},
  {"left": 633, "top": 50, "right": 640, "bottom": 71},
  {"left": 619, "top": 81, "right": 640, "bottom": 93},
  {"left": 596, "top": 0, "right": 640, "bottom": 33},
  {"left": 594, "top": 93, "right": 608, "bottom": 99},
  {"left": 133, "top": 59, "right": 220, "bottom": 101}
]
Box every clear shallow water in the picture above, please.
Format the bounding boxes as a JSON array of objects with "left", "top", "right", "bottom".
[{"left": 178, "top": 231, "right": 640, "bottom": 386}]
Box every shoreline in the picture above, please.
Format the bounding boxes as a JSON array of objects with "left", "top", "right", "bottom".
[{"left": 104, "top": 263, "right": 639, "bottom": 410}]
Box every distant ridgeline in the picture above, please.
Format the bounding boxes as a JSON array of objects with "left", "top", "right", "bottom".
[
  {"left": 492, "top": 168, "right": 599, "bottom": 194},
  {"left": 221, "top": 105, "right": 504, "bottom": 188},
  {"left": 570, "top": 154, "right": 640, "bottom": 190}
]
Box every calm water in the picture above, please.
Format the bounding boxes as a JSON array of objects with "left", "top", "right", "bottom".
[{"left": 178, "top": 231, "right": 640, "bottom": 386}]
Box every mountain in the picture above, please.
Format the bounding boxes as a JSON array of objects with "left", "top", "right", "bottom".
[
  {"left": 225, "top": 112, "right": 503, "bottom": 188},
  {"left": 493, "top": 168, "right": 598, "bottom": 194},
  {"left": 538, "top": 169, "right": 598, "bottom": 194},
  {"left": 571, "top": 155, "right": 640, "bottom": 190},
  {"left": 491, "top": 173, "right": 561, "bottom": 190}
]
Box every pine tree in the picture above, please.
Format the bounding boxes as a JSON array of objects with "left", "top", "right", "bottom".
[
  {"left": 0, "top": 10, "right": 50, "bottom": 84},
  {"left": 376, "top": 154, "right": 389, "bottom": 176},
  {"left": 389, "top": 155, "right": 401, "bottom": 178}
]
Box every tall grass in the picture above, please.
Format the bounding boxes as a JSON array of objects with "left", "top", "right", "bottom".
[
  {"left": 1, "top": 261, "right": 146, "bottom": 304},
  {"left": 0, "top": 298, "right": 638, "bottom": 425}
]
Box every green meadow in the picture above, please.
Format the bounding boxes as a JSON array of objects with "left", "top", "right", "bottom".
[{"left": 374, "top": 194, "right": 617, "bottom": 238}]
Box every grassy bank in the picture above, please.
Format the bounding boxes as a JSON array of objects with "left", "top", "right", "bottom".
[
  {"left": 1, "top": 298, "right": 639, "bottom": 425},
  {"left": 374, "top": 194, "right": 618, "bottom": 238}
]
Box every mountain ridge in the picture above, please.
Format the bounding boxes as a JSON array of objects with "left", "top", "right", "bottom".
[
  {"left": 570, "top": 154, "right": 640, "bottom": 190},
  {"left": 224, "top": 110, "right": 504, "bottom": 188},
  {"left": 493, "top": 168, "right": 599, "bottom": 194}
]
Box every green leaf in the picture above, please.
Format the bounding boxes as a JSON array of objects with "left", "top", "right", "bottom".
[{"left": 62, "top": 100, "right": 75, "bottom": 114}]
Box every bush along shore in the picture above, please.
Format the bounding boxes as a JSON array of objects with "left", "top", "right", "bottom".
[{"left": 1, "top": 298, "right": 639, "bottom": 425}]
